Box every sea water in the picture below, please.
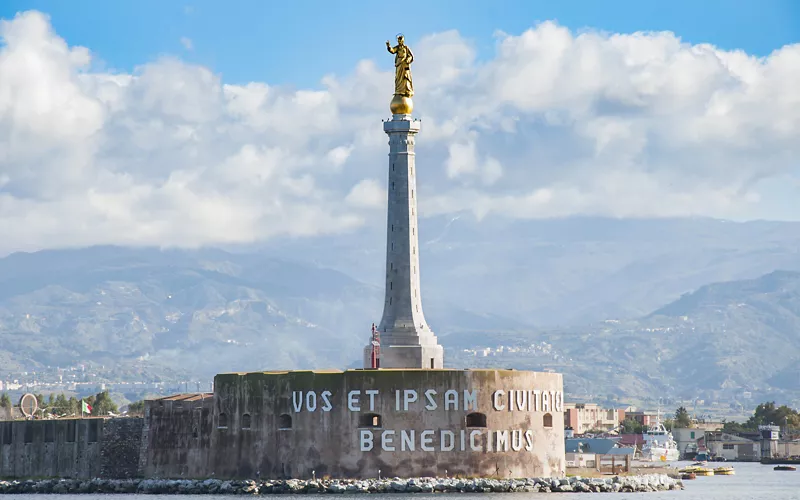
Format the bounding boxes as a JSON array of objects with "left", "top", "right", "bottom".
[{"left": 1, "top": 462, "right": 798, "bottom": 499}]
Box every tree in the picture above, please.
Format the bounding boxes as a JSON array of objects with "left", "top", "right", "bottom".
[
  {"left": 621, "top": 418, "right": 644, "bottom": 434},
  {"left": 0, "top": 393, "right": 11, "bottom": 409},
  {"left": 90, "top": 391, "right": 118, "bottom": 416},
  {"left": 127, "top": 400, "right": 145, "bottom": 416},
  {"left": 674, "top": 406, "right": 692, "bottom": 428}
]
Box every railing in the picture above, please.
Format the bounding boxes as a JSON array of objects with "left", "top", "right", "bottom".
[{"left": 596, "top": 454, "right": 631, "bottom": 474}]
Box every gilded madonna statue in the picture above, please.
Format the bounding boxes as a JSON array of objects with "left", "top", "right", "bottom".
[{"left": 386, "top": 34, "right": 414, "bottom": 114}]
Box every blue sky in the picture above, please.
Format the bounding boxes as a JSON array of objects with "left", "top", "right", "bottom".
[{"left": 3, "top": 0, "right": 799, "bottom": 87}]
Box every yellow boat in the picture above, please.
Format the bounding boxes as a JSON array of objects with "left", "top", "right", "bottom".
[
  {"left": 714, "top": 466, "right": 735, "bottom": 475},
  {"left": 678, "top": 466, "right": 714, "bottom": 476}
]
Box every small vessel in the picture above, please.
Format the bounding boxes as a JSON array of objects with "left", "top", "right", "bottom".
[
  {"left": 640, "top": 410, "right": 680, "bottom": 462},
  {"left": 774, "top": 465, "right": 797, "bottom": 471},
  {"left": 680, "top": 472, "right": 697, "bottom": 480},
  {"left": 713, "top": 466, "right": 735, "bottom": 475},
  {"left": 679, "top": 465, "right": 714, "bottom": 476}
]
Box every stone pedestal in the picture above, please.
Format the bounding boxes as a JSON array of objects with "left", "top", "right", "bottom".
[{"left": 363, "top": 114, "right": 444, "bottom": 369}]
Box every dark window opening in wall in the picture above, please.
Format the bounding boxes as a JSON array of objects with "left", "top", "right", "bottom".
[
  {"left": 412, "top": 227, "right": 415, "bottom": 235},
  {"left": 242, "top": 413, "right": 252, "bottom": 430},
  {"left": 24, "top": 424, "right": 33, "bottom": 444},
  {"left": 466, "top": 412, "right": 487, "bottom": 427},
  {"left": 389, "top": 298, "right": 392, "bottom": 305},
  {"left": 45, "top": 422, "right": 55, "bottom": 443},
  {"left": 218, "top": 413, "right": 228, "bottom": 429},
  {"left": 543, "top": 413, "right": 553, "bottom": 428},
  {"left": 390, "top": 262, "right": 393, "bottom": 270},
  {"left": 411, "top": 189, "right": 414, "bottom": 198},
  {"left": 391, "top": 242, "right": 394, "bottom": 250},
  {"left": 390, "top": 282, "right": 393, "bottom": 290},
  {"left": 88, "top": 421, "right": 99, "bottom": 443},
  {"left": 278, "top": 414, "right": 292, "bottom": 430},
  {"left": 391, "top": 182, "right": 395, "bottom": 190},
  {"left": 430, "top": 358, "right": 435, "bottom": 369},
  {"left": 66, "top": 421, "right": 76, "bottom": 442},
  {"left": 391, "top": 224, "right": 394, "bottom": 232},
  {"left": 392, "top": 163, "right": 395, "bottom": 172},
  {"left": 192, "top": 427, "right": 199, "bottom": 439},
  {"left": 1, "top": 423, "right": 11, "bottom": 445},
  {"left": 359, "top": 414, "right": 382, "bottom": 428}
]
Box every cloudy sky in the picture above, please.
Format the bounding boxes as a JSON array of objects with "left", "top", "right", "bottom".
[{"left": 0, "top": 0, "right": 799, "bottom": 255}]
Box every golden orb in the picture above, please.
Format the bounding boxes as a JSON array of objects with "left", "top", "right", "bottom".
[{"left": 390, "top": 95, "right": 413, "bottom": 115}]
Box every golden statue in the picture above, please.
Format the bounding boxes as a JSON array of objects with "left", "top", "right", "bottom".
[{"left": 386, "top": 34, "right": 414, "bottom": 114}]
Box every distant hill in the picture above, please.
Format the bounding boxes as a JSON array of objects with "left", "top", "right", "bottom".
[
  {"left": 446, "top": 270, "right": 800, "bottom": 403},
  {"left": 2, "top": 216, "right": 800, "bottom": 402},
  {"left": 0, "top": 246, "right": 523, "bottom": 379}
]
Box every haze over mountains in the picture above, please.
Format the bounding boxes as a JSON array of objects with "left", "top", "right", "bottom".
[{"left": 1, "top": 216, "right": 799, "bottom": 401}]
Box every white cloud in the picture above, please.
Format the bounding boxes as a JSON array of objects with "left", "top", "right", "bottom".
[
  {"left": 345, "top": 179, "right": 385, "bottom": 209},
  {"left": 180, "top": 37, "right": 193, "bottom": 51},
  {"left": 1, "top": 10, "right": 799, "bottom": 255}
]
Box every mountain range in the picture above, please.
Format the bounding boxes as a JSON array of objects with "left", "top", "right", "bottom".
[{"left": 1, "top": 216, "right": 799, "bottom": 402}]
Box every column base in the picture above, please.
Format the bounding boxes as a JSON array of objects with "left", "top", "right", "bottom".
[{"left": 362, "top": 344, "right": 444, "bottom": 369}]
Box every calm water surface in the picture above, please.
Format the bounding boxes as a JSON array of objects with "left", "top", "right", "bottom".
[{"left": 2, "top": 462, "right": 798, "bottom": 499}]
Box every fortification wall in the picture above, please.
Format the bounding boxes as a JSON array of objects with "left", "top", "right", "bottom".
[
  {"left": 142, "top": 396, "right": 214, "bottom": 478},
  {"left": 0, "top": 417, "right": 142, "bottom": 479},
  {"left": 198, "top": 369, "right": 564, "bottom": 479}
]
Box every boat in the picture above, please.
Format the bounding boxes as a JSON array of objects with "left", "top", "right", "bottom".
[
  {"left": 678, "top": 466, "right": 714, "bottom": 476},
  {"left": 774, "top": 465, "right": 797, "bottom": 471},
  {"left": 680, "top": 472, "right": 697, "bottom": 480},
  {"left": 762, "top": 456, "right": 800, "bottom": 465},
  {"left": 713, "top": 466, "right": 735, "bottom": 475},
  {"left": 640, "top": 410, "right": 680, "bottom": 462}
]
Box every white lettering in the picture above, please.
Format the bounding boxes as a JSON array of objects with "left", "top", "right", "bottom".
[
  {"left": 441, "top": 430, "right": 455, "bottom": 452},
  {"left": 348, "top": 390, "right": 361, "bottom": 412},
  {"left": 403, "top": 389, "right": 418, "bottom": 411},
  {"left": 492, "top": 390, "right": 505, "bottom": 411},
  {"left": 424, "top": 389, "right": 437, "bottom": 410},
  {"left": 470, "top": 430, "right": 482, "bottom": 451},
  {"left": 496, "top": 430, "right": 509, "bottom": 451},
  {"left": 460, "top": 430, "right": 466, "bottom": 451},
  {"left": 444, "top": 390, "right": 458, "bottom": 411},
  {"left": 511, "top": 430, "right": 523, "bottom": 451},
  {"left": 507, "top": 390, "right": 514, "bottom": 411},
  {"left": 463, "top": 390, "right": 477, "bottom": 411},
  {"left": 366, "top": 390, "right": 379, "bottom": 411},
  {"left": 360, "top": 430, "right": 373, "bottom": 451},
  {"left": 515, "top": 391, "right": 527, "bottom": 412},
  {"left": 292, "top": 391, "right": 303, "bottom": 413},
  {"left": 532, "top": 390, "right": 541, "bottom": 411},
  {"left": 420, "top": 430, "right": 434, "bottom": 451},
  {"left": 305, "top": 391, "right": 317, "bottom": 412},
  {"left": 381, "top": 430, "right": 396, "bottom": 452},
  {"left": 542, "top": 391, "right": 551, "bottom": 412},
  {"left": 321, "top": 391, "right": 333, "bottom": 412},
  {"left": 401, "top": 430, "right": 415, "bottom": 451},
  {"left": 555, "top": 391, "right": 563, "bottom": 412},
  {"left": 524, "top": 430, "right": 534, "bottom": 451},
  {"left": 395, "top": 390, "right": 401, "bottom": 411}
]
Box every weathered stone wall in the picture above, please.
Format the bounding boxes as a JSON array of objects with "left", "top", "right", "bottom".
[
  {"left": 192, "top": 369, "right": 565, "bottom": 480},
  {"left": 100, "top": 418, "right": 144, "bottom": 478},
  {"left": 141, "top": 396, "right": 213, "bottom": 479},
  {"left": 0, "top": 418, "right": 139, "bottom": 479}
]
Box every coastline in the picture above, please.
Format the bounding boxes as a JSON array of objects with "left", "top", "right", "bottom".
[{"left": 0, "top": 475, "right": 683, "bottom": 494}]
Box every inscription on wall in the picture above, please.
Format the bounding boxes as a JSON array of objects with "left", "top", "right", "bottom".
[{"left": 291, "top": 388, "right": 563, "bottom": 453}]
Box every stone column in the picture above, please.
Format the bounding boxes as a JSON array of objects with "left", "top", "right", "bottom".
[{"left": 363, "top": 114, "right": 444, "bottom": 369}]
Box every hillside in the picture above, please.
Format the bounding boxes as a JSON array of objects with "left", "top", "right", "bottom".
[
  {"left": 2, "top": 217, "right": 800, "bottom": 402},
  {"left": 446, "top": 270, "right": 800, "bottom": 402},
  {"left": 0, "top": 246, "right": 523, "bottom": 379}
]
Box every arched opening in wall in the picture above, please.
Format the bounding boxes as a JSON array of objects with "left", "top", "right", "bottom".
[
  {"left": 192, "top": 427, "right": 199, "bottom": 439},
  {"left": 242, "top": 413, "right": 252, "bottom": 430},
  {"left": 278, "top": 414, "right": 292, "bottom": 430},
  {"left": 218, "top": 413, "right": 228, "bottom": 429},
  {"left": 465, "top": 412, "right": 487, "bottom": 428},
  {"left": 359, "top": 413, "right": 382, "bottom": 428},
  {"left": 543, "top": 413, "right": 553, "bottom": 428}
]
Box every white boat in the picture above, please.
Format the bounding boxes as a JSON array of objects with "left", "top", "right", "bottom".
[{"left": 640, "top": 411, "right": 680, "bottom": 462}]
